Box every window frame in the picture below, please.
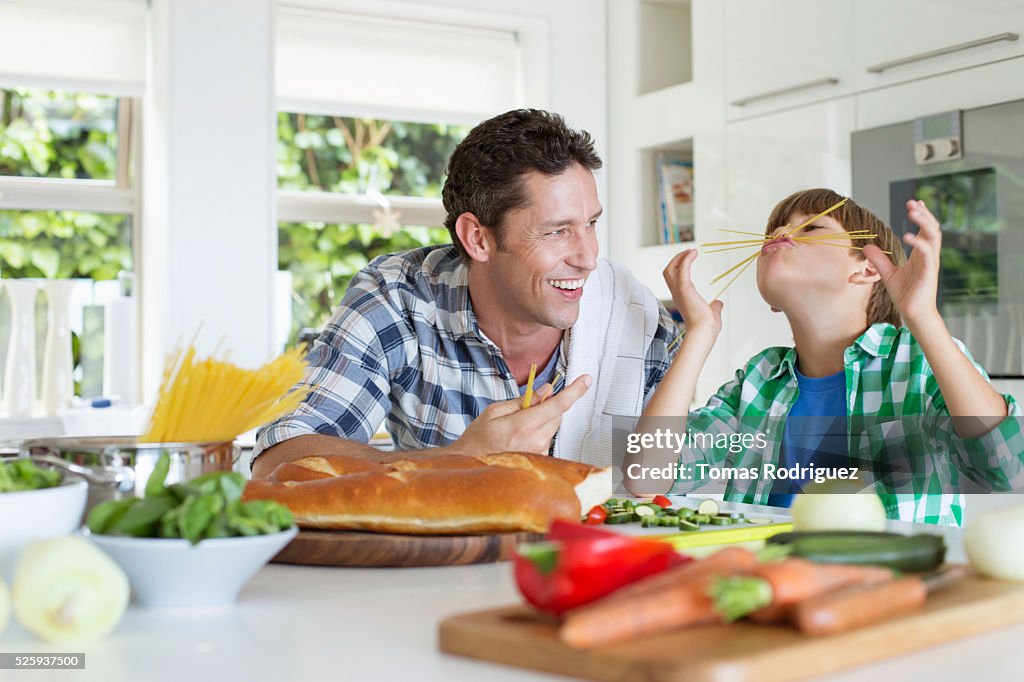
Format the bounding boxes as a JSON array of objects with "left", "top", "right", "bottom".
[{"left": 0, "top": 95, "right": 141, "bottom": 218}]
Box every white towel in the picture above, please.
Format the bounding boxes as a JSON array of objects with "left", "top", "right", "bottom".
[{"left": 555, "top": 259, "right": 662, "bottom": 468}]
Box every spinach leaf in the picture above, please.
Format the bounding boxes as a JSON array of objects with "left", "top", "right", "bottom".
[{"left": 145, "top": 453, "right": 172, "bottom": 497}]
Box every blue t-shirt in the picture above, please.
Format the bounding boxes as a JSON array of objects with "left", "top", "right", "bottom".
[
  {"left": 766, "top": 365, "right": 848, "bottom": 507},
  {"left": 518, "top": 346, "right": 561, "bottom": 397}
]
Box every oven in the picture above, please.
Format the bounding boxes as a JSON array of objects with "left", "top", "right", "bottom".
[{"left": 853, "top": 98, "right": 1024, "bottom": 378}]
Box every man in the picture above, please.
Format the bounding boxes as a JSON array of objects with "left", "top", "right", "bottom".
[{"left": 252, "top": 109, "right": 679, "bottom": 478}]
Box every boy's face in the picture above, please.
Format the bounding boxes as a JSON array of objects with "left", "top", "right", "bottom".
[
  {"left": 755, "top": 212, "right": 869, "bottom": 312},
  {"left": 483, "top": 163, "right": 602, "bottom": 331}
]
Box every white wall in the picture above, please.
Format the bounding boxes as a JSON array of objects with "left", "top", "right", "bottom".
[{"left": 141, "top": 0, "right": 277, "bottom": 398}]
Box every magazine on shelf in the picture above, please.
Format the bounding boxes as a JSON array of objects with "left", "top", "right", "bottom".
[{"left": 656, "top": 157, "right": 694, "bottom": 244}]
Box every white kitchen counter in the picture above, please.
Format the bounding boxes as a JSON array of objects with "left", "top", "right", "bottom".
[{"left": 3, "top": 509, "right": 1023, "bottom": 682}]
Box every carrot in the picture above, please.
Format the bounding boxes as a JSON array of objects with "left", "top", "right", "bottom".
[
  {"left": 711, "top": 558, "right": 894, "bottom": 622},
  {"left": 591, "top": 546, "right": 759, "bottom": 606},
  {"left": 793, "top": 576, "right": 927, "bottom": 635},
  {"left": 560, "top": 574, "right": 722, "bottom": 649},
  {"left": 559, "top": 547, "right": 758, "bottom": 649},
  {"left": 756, "top": 559, "right": 892, "bottom": 606}
]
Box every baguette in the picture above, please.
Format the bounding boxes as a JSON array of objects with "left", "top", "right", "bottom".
[{"left": 246, "top": 452, "right": 611, "bottom": 534}]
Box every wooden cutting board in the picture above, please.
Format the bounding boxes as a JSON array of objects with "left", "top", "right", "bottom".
[
  {"left": 439, "top": 572, "right": 1024, "bottom": 682},
  {"left": 271, "top": 529, "right": 543, "bottom": 567}
]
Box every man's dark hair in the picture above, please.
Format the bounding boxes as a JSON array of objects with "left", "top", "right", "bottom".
[{"left": 441, "top": 109, "right": 602, "bottom": 259}]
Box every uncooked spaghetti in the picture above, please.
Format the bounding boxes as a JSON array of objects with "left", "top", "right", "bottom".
[{"left": 140, "top": 345, "right": 309, "bottom": 443}]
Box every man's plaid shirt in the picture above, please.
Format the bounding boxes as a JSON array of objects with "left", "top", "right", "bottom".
[
  {"left": 672, "top": 323, "right": 1024, "bottom": 525},
  {"left": 254, "top": 245, "right": 679, "bottom": 461}
]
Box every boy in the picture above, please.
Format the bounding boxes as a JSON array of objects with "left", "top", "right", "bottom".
[{"left": 635, "top": 188, "right": 1022, "bottom": 525}]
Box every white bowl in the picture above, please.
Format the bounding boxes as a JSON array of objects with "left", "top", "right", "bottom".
[
  {"left": 87, "top": 526, "right": 298, "bottom": 608},
  {"left": 0, "top": 478, "right": 87, "bottom": 580}
]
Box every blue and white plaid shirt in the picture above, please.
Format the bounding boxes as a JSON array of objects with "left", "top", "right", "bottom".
[{"left": 253, "top": 245, "right": 679, "bottom": 460}]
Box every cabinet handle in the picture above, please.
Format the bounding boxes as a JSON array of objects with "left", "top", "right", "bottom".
[
  {"left": 866, "top": 32, "right": 1019, "bottom": 74},
  {"left": 730, "top": 77, "right": 839, "bottom": 107}
]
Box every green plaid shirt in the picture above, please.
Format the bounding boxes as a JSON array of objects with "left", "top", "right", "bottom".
[{"left": 672, "top": 323, "right": 1024, "bottom": 525}]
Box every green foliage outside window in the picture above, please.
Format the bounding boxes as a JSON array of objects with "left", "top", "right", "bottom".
[
  {"left": 0, "top": 88, "right": 131, "bottom": 395},
  {"left": 0, "top": 88, "right": 129, "bottom": 281},
  {"left": 276, "top": 113, "right": 468, "bottom": 342}
]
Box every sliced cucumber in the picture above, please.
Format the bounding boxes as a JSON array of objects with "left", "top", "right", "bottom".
[
  {"left": 678, "top": 519, "right": 700, "bottom": 532},
  {"left": 694, "top": 514, "right": 712, "bottom": 525},
  {"left": 696, "top": 499, "right": 720, "bottom": 516},
  {"left": 710, "top": 515, "right": 732, "bottom": 526},
  {"left": 633, "top": 504, "right": 657, "bottom": 518},
  {"left": 641, "top": 515, "right": 661, "bottom": 528},
  {"left": 605, "top": 512, "right": 633, "bottom": 525}
]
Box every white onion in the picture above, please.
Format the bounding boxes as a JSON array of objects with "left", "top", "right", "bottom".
[
  {"left": 0, "top": 578, "right": 9, "bottom": 638},
  {"left": 790, "top": 493, "right": 888, "bottom": 532},
  {"left": 13, "top": 536, "right": 129, "bottom": 643},
  {"left": 965, "top": 504, "right": 1024, "bottom": 581}
]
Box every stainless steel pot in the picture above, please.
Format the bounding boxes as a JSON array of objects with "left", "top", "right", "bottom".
[{"left": 18, "top": 436, "right": 239, "bottom": 518}]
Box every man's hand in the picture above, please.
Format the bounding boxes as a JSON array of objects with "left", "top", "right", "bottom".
[
  {"left": 448, "top": 375, "right": 592, "bottom": 455},
  {"left": 864, "top": 199, "right": 941, "bottom": 328},
  {"left": 663, "top": 249, "right": 724, "bottom": 336}
]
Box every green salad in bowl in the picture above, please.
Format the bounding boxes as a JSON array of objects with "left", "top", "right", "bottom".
[
  {"left": 0, "top": 459, "right": 62, "bottom": 492},
  {"left": 0, "top": 459, "right": 88, "bottom": 581},
  {"left": 87, "top": 453, "right": 293, "bottom": 543},
  {"left": 85, "top": 454, "right": 297, "bottom": 608}
]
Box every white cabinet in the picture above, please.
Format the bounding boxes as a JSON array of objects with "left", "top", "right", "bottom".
[
  {"left": 720, "top": 97, "right": 856, "bottom": 375},
  {"left": 725, "top": 0, "right": 853, "bottom": 120},
  {"left": 854, "top": 0, "right": 1024, "bottom": 90}
]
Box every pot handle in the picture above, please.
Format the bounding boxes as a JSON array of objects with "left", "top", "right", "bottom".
[{"left": 29, "top": 454, "right": 136, "bottom": 493}]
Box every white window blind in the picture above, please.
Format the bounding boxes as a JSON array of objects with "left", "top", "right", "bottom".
[
  {"left": 0, "top": 0, "right": 146, "bottom": 95},
  {"left": 276, "top": 8, "right": 521, "bottom": 123}
]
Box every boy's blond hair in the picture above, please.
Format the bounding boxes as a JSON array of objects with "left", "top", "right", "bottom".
[{"left": 765, "top": 189, "right": 907, "bottom": 328}]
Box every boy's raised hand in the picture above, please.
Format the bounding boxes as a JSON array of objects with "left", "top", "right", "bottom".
[
  {"left": 863, "top": 199, "right": 941, "bottom": 326},
  {"left": 663, "top": 249, "right": 724, "bottom": 335}
]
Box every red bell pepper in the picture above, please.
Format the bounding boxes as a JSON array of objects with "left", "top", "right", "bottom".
[
  {"left": 651, "top": 494, "right": 673, "bottom": 508},
  {"left": 513, "top": 528, "right": 689, "bottom": 615},
  {"left": 547, "top": 518, "right": 618, "bottom": 542}
]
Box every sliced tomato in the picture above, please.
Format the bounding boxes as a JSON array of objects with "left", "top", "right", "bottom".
[
  {"left": 584, "top": 505, "right": 609, "bottom": 525},
  {"left": 651, "top": 494, "right": 673, "bottom": 508}
]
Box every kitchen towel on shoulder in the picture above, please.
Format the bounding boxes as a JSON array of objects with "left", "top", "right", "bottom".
[{"left": 556, "top": 259, "right": 661, "bottom": 469}]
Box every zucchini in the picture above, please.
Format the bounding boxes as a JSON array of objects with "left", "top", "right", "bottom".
[
  {"left": 694, "top": 514, "right": 711, "bottom": 525},
  {"left": 696, "top": 499, "right": 720, "bottom": 516},
  {"left": 604, "top": 512, "right": 634, "bottom": 525},
  {"left": 710, "top": 515, "right": 732, "bottom": 526},
  {"left": 633, "top": 504, "right": 657, "bottom": 518},
  {"left": 678, "top": 519, "right": 700, "bottom": 532},
  {"left": 766, "top": 531, "right": 946, "bottom": 572},
  {"left": 641, "top": 515, "right": 660, "bottom": 528}
]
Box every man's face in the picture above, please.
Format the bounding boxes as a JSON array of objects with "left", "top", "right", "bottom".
[
  {"left": 755, "top": 212, "right": 865, "bottom": 310},
  {"left": 484, "top": 163, "right": 601, "bottom": 330}
]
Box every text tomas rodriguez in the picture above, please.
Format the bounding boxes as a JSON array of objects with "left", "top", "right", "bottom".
[{"left": 624, "top": 462, "right": 861, "bottom": 484}]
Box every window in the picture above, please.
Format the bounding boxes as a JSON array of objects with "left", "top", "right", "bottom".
[
  {"left": 0, "top": 87, "right": 138, "bottom": 400},
  {"left": 276, "top": 113, "right": 468, "bottom": 343},
  {"left": 273, "top": 8, "right": 522, "bottom": 348}
]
